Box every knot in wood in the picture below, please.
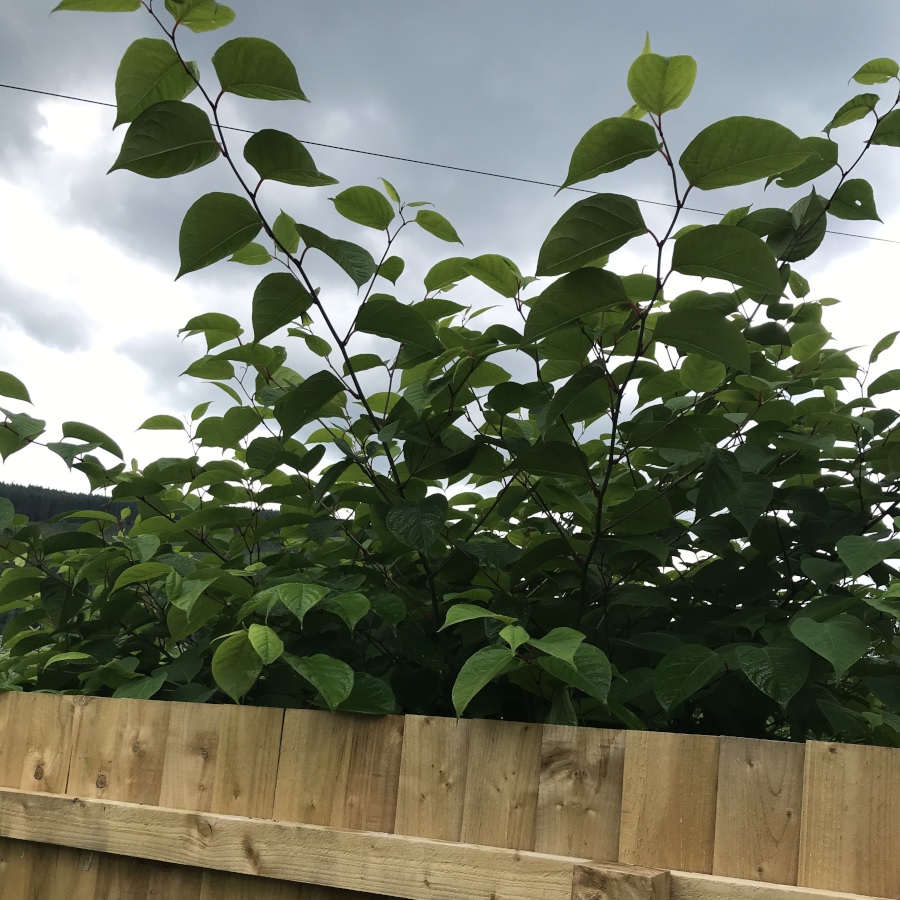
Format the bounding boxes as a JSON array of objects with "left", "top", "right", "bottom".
[
  {"left": 33, "top": 763, "right": 44, "bottom": 781},
  {"left": 95, "top": 773, "right": 108, "bottom": 789}
]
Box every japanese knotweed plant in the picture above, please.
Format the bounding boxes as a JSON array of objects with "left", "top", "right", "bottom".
[{"left": 2, "top": 0, "right": 900, "bottom": 742}]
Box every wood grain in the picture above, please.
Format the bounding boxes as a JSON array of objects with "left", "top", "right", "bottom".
[
  {"left": 670, "top": 870, "right": 891, "bottom": 900},
  {"left": 535, "top": 725, "right": 625, "bottom": 860},
  {"left": 618, "top": 731, "right": 720, "bottom": 873},
  {"left": 798, "top": 741, "right": 900, "bottom": 898},
  {"left": 572, "top": 863, "right": 669, "bottom": 900},
  {"left": 712, "top": 737, "right": 804, "bottom": 884}
]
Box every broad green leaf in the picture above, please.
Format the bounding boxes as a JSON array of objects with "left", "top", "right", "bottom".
[
  {"left": 276, "top": 582, "right": 329, "bottom": 625},
  {"left": 0, "top": 372, "right": 30, "bottom": 403},
  {"left": 283, "top": 652, "right": 354, "bottom": 710},
  {"left": 248, "top": 623, "right": 284, "bottom": 664},
  {"left": 836, "top": 535, "right": 900, "bottom": 577},
  {"left": 0, "top": 497, "right": 14, "bottom": 530},
  {"left": 680, "top": 355, "right": 725, "bottom": 392},
  {"left": 680, "top": 117, "right": 806, "bottom": 190},
  {"left": 825, "top": 93, "right": 879, "bottom": 133},
  {"left": 870, "top": 110, "right": 900, "bottom": 147},
  {"left": 868, "top": 369, "right": 900, "bottom": 397},
  {"left": 627, "top": 53, "right": 697, "bottom": 115},
  {"left": 537, "top": 194, "right": 646, "bottom": 276},
  {"left": 212, "top": 631, "right": 262, "bottom": 702},
  {"left": 274, "top": 371, "right": 345, "bottom": 437},
  {"left": 829, "top": 179, "right": 881, "bottom": 221},
  {"left": 109, "top": 101, "right": 219, "bottom": 179},
  {"left": 654, "top": 644, "right": 723, "bottom": 712},
  {"left": 320, "top": 592, "right": 370, "bottom": 631},
  {"left": 169, "top": 576, "right": 218, "bottom": 614},
  {"left": 463, "top": 254, "right": 521, "bottom": 298},
  {"left": 424, "top": 256, "right": 471, "bottom": 292},
  {"left": 45, "top": 652, "right": 94, "bottom": 665},
  {"left": 544, "top": 362, "right": 614, "bottom": 425},
  {"left": 177, "top": 192, "right": 260, "bottom": 278},
  {"left": 511, "top": 440, "right": 590, "bottom": 480},
  {"left": 452, "top": 645, "right": 517, "bottom": 716},
  {"left": 165, "top": 0, "right": 235, "bottom": 32},
  {"left": 183, "top": 356, "right": 234, "bottom": 380},
  {"left": 439, "top": 603, "right": 517, "bottom": 631},
  {"left": 736, "top": 642, "right": 809, "bottom": 707},
  {"left": 273, "top": 210, "right": 300, "bottom": 254},
  {"left": 229, "top": 242, "right": 270, "bottom": 265},
  {"left": 243, "top": 129, "right": 336, "bottom": 187},
  {"left": 251, "top": 272, "right": 313, "bottom": 341},
  {"left": 379, "top": 256, "right": 405, "bottom": 284},
  {"left": 773, "top": 136, "right": 838, "bottom": 188},
  {"left": 789, "top": 615, "right": 871, "bottom": 678},
  {"left": 356, "top": 295, "right": 441, "bottom": 355},
  {"left": 870, "top": 331, "right": 899, "bottom": 365},
  {"left": 527, "top": 627, "right": 586, "bottom": 666},
  {"left": 296, "top": 223, "right": 376, "bottom": 287},
  {"left": 415, "top": 210, "right": 462, "bottom": 243},
  {"left": 499, "top": 624, "right": 530, "bottom": 652},
  {"left": 729, "top": 474, "right": 773, "bottom": 536},
  {"left": 524, "top": 268, "right": 629, "bottom": 343},
  {"left": 113, "top": 674, "right": 166, "bottom": 700},
  {"left": 62, "top": 421, "right": 123, "bottom": 458},
  {"left": 114, "top": 38, "right": 198, "bottom": 127},
  {"left": 653, "top": 308, "right": 750, "bottom": 372},
  {"left": 380, "top": 177, "right": 400, "bottom": 203},
  {"left": 697, "top": 448, "right": 742, "bottom": 517},
  {"left": 336, "top": 673, "right": 396, "bottom": 714},
  {"left": 560, "top": 118, "right": 659, "bottom": 190},
  {"left": 212, "top": 37, "right": 307, "bottom": 101},
  {"left": 538, "top": 643, "right": 612, "bottom": 703},
  {"left": 672, "top": 225, "right": 782, "bottom": 296},
  {"left": 331, "top": 186, "right": 395, "bottom": 230},
  {"left": 605, "top": 490, "right": 673, "bottom": 534},
  {"left": 852, "top": 57, "right": 899, "bottom": 84},
  {"left": 385, "top": 494, "right": 449, "bottom": 551},
  {"left": 194, "top": 406, "right": 259, "bottom": 448},
  {"left": 53, "top": 0, "right": 139, "bottom": 10},
  {"left": 112, "top": 562, "right": 172, "bottom": 592}
]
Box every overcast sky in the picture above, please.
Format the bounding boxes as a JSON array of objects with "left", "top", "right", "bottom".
[{"left": 1, "top": 1, "right": 899, "bottom": 490}]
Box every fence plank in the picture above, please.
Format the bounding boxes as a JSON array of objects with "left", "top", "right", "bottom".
[
  {"left": 670, "top": 870, "right": 890, "bottom": 900},
  {"left": 395, "top": 716, "right": 471, "bottom": 841},
  {"left": 274, "top": 710, "right": 405, "bottom": 833},
  {"left": 619, "top": 731, "right": 720, "bottom": 873},
  {"left": 572, "top": 863, "right": 669, "bottom": 900},
  {"left": 799, "top": 741, "right": 900, "bottom": 898},
  {"left": 459, "top": 719, "right": 543, "bottom": 850},
  {"left": 712, "top": 737, "right": 804, "bottom": 884},
  {"left": 535, "top": 725, "right": 625, "bottom": 861}
]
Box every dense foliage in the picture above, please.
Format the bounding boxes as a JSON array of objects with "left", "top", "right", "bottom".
[{"left": 3, "top": 0, "right": 900, "bottom": 742}]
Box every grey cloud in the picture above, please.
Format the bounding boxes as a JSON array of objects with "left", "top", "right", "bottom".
[{"left": 0, "top": 276, "right": 92, "bottom": 351}]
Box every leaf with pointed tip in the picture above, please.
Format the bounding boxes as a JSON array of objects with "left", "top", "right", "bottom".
[
  {"left": 229, "top": 242, "right": 270, "bottom": 265},
  {"left": 538, "top": 643, "right": 611, "bottom": 703},
  {"left": 386, "top": 494, "right": 449, "bottom": 551},
  {"left": 165, "top": 0, "right": 235, "bottom": 32},
  {"left": 331, "top": 185, "right": 395, "bottom": 229},
  {"left": 54, "top": 0, "right": 139, "bottom": 9},
  {"left": 212, "top": 37, "right": 307, "bottom": 100},
  {"left": 415, "top": 209, "right": 462, "bottom": 243},
  {"left": 463, "top": 254, "right": 521, "bottom": 297},
  {"left": 773, "top": 136, "right": 838, "bottom": 188},
  {"left": 789, "top": 615, "right": 871, "bottom": 678},
  {"left": 869, "top": 109, "right": 900, "bottom": 146},
  {"left": 852, "top": 57, "right": 899, "bottom": 85},
  {"left": 283, "top": 652, "right": 354, "bottom": 710},
  {"left": 138, "top": 415, "right": 184, "bottom": 431},
  {"left": 654, "top": 308, "right": 750, "bottom": 372},
  {"left": 627, "top": 53, "right": 697, "bottom": 115},
  {"left": 356, "top": 295, "right": 441, "bottom": 355},
  {"left": 829, "top": 179, "right": 881, "bottom": 221},
  {"left": 177, "top": 192, "right": 260, "bottom": 278},
  {"left": 244, "top": 129, "right": 336, "bottom": 187},
  {"left": 424, "top": 256, "right": 471, "bottom": 293},
  {"left": 560, "top": 118, "right": 659, "bottom": 190},
  {"left": 295, "top": 223, "right": 376, "bottom": 287},
  {"left": 836, "top": 535, "right": 900, "bottom": 577},
  {"left": 825, "top": 93, "right": 879, "bottom": 133},
  {"left": 452, "top": 645, "right": 517, "bottom": 716},
  {"left": 274, "top": 371, "right": 345, "bottom": 437},
  {"left": 736, "top": 641, "right": 809, "bottom": 707},
  {"left": 0, "top": 372, "right": 30, "bottom": 403},
  {"left": 654, "top": 644, "right": 723, "bottom": 711},
  {"left": 247, "top": 624, "right": 284, "bottom": 664}
]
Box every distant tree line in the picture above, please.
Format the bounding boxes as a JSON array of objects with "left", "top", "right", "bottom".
[{"left": 0, "top": 481, "right": 130, "bottom": 524}]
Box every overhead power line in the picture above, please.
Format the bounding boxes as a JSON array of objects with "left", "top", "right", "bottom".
[{"left": 2, "top": 80, "right": 900, "bottom": 246}]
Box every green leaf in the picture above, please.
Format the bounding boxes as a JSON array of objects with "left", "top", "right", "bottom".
[
  {"left": 789, "top": 615, "right": 871, "bottom": 678},
  {"left": 336, "top": 673, "right": 396, "bottom": 714},
  {"left": 728, "top": 474, "right": 773, "bottom": 536},
  {"left": 251, "top": 272, "right": 313, "bottom": 341},
  {"left": 331, "top": 186, "right": 395, "bottom": 230},
  {"left": 538, "top": 643, "right": 612, "bottom": 703},
  {"left": 825, "top": 94, "right": 879, "bottom": 133},
  {"left": 440, "top": 604, "right": 517, "bottom": 631},
  {"left": 697, "top": 448, "right": 742, "bottom": 517},
  {"left": 537, "top": 194, "right": 646, "bottom": 276},
  {"left": 112, "top": 562, "right": 172, "bottom": 592},
  {"left": 276, "top": 582, "right": 330, "bottom": 625},
  {"left": 243, "top": 129, "right": 336, "bottom": 187},
  {"left": 452, "top": 645, "right": 517, "bottom": 716},
  {"left": 283, "top": 652, "right": 354, "bottom": 710},
  {"left": 736, "top": 642, "right": 809, "bottom": 707},
  {"left": 680, "top": 117, "right": 806, "bottom": 190},
  {"left": 274, "top": 371, "right": 345, "bottom": 437},
  {"left": 212, "top": 37, "right": 307, "bottom": 101},
  {"left": 113, "top": 674, "right": 166, "bottom": 700},
  {"left": 527, "top": 627, "right": 585, "bottom": 666},
  {"left": 424, "top": 256, "right": 471, "bottom": 293},
  {"left": 379, "top": 256, "right": 405, "bottom": 284},
  {"left": 183, "top": 356, "right": 234, "bottom": 380},
  {"left": 385, "top": 494, "right": 449, "bottom": 551},
  {"left": 229, "top": 242, "right": 270, "bottom": 265},
  {"left": 177, "top": 192, "right": 261, "bottom": 278},
  {"left": 273, "top": 210, "right": 300, "bottom": 254},
  {"left": 672, "top": 225, "right": 783, "bottom": 296},
  {"left": 320, "top": 592, "right": 370, "bottom": 631},
  {"left": 560, "top": 118, "right": 659, "bottom": 190},
  {"left": 296, "top": 223, "right": 376, "bottom": 288},
  {"left": 212, "top": 631, "right": 262, "bottom": 702},
  {"left": 62, "top": 421, "right": 123, "bottom": 459},
  {"left": 653, "top": 308, "right": 750, "bottom": 373},
  {"left": 356, "top": 295, "right": 441, "bottom": 355},
  {"left": 165, "top": 0, "right": 234, "bottom": 32},
  {"left": 511, "top": 441, "right": 589, "bottom": 480},
  {"left": 773, "top": 136, "right": 838, "bottom": 188},
  {"left": 868, "top": 369, "right": 900, "bottom": 397},
  {"left": 415, "top": 210, "right": 462, "bottom": 243},
  {"left": 499, "top": 625, "right": 529, "bottom": 652},
  {"left": 113, "top": 38, "right": 199, "bottom": 127},
  {"left": 680, "top": 355, "right": 725, "bottom": 392},
  {"left": 836, "top": 535, "right": 900, "bottom": 578},
  {"left": 248, "top": 623, "right": 284, "bottom": 664},
  {"left": 0, "top": 372, "right": 30, "bottom": 403},
  {"left": 109, "top": 101, "right": 219, "bottom": 179},
  {"left": 169, "top": 576, "right": 217, "bottom": 614},
  {"left": 829, "top": 179, "right": 881, "bottom": 222},
  {"left": 870, "top": 110, "right": 900, "bottom": 147},
  {"left": 54, "top": 0, "right": 140, "bottom": 10},
  {"left": 462, "top": 255, "right": 521, "bottom": 298},
  {"left": 654, "top": 644, "right": 723, "bottom": 712},
  {"left": 870, "top": 331, "right": 899, "bottom": 365},
  {"left": 380, "top": 177, "right": 400, "bottom": 203},
  {"left": 852, "top": 57, "right": 899, "bottom": 85},
  {"left": 626, "top": 53, "right": 697, "bottom": 115},
  {"left": 544, "top": 362, "right": 614, "bottom": 425}
]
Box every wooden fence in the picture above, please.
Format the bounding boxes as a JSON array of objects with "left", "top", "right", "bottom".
[{"left": 0, "top": 691, "right": 897, "bottom": 899}]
